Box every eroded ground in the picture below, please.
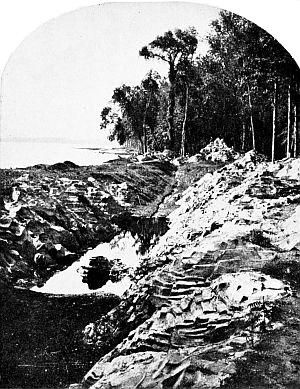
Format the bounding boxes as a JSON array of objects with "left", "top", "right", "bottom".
[{"left": 80, "top": 152, "right": 300, "bottom": 389}]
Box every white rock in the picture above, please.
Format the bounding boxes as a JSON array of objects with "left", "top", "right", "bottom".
[{"left": 188, "top": 154, "right": 201, "bottom": 163}]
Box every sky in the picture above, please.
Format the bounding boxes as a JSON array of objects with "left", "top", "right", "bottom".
[
  {"left": 0, "top": 2, "right": 220, "bottom": 145},
  {"left": 0, "top": 0, "right": 300, "bottom": 146}
]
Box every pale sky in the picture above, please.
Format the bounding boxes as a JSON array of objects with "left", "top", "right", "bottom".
[
  {"left": 0, "top": 2, "right": 220, "bottom": 144},
  {"left": 1, "top": 1, "right": 300, "bottom": 146}
]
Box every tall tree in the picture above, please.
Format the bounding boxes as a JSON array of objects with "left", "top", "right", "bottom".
[
  {"left": 176, "top": 59, "right": 198, "bottom": 156},
  {"left": 139, "top": 28, "right": 198, "bottom": 151},
  {"left": 286, "top": 82, "right": 291, "bottom": 158},
  {"left": 140, "top": 71, "right": 160, "bottom": 153},
  {"left": 205, "top": 10, "right": 300, "bottom": 158},
  {"left": 100, "top": 74, "right": 161, "bottom": 153},
  {"left": 100, "top": 14, "right": 300, "bottom": 159},
  {"left": 272, "top": 80, "right": 278, "bottom": 163}
]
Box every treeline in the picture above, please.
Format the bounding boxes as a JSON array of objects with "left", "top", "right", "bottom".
[{"left": 100, "top": 11, "right": 300, "bottom": 160}]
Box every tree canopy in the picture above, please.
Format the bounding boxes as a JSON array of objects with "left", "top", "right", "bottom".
[
  {"left": 100, "top": 72, "right": 161, "bottom": 153},
  {"left": 100, "top": 12, "right": 300, "bottom": 160}
]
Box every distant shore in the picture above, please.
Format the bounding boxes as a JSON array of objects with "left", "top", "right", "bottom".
[{"left": 0, "top": 140, "right": 127, "bottom": 169}]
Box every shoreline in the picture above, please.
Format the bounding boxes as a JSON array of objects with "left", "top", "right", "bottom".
[{"left": 0, "top": 142, "right": 127, "bottom": 170}]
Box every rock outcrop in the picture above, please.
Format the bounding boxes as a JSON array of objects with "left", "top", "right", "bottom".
[
  {"left": 188, "top": 138, "right": 240, "bottom": 163},
  {"left": 80, "top": 153, "right": 300, "bottom": 389},
  {"left": 0, "top": 160, "right": 175, "bottom": 287}
]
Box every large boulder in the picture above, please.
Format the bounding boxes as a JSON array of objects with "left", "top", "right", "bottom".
[{"left": 197, "top": 138, "right": 240, "bottom": 163}]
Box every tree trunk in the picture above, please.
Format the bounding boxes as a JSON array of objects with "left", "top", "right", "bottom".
[
  {"left": 180, "top": 84, "right": 189, "bottom": 157},
  {"left": 247, "top": 84, "right": 255, "bottom": 150},
  {"left": 241, "top": 122, "right": 246, "bottom": 152},
  {"left": 167, "top": 64, "right": 176, "bottom": 151},
  {"left": 143, "top": 128, "right": 147, "bottom": 154},
  {"left": 286, "top": 82, "right": 291, "bottom": 158},
  {"left": 271, "top": 80, "right": 277, "bottom": 163},
  {"left": 142, "top": 92, "right": 153, "bottom": 154},
  {"left": 138, "top": 135, "right": 144, "bottom": 154},
  {"left": 168, "top": 85, "right": 176, "bottom": 151},
  {"left": 293, "top": 103, "right": 297, "bottom": 157},
  {"left": 295, "top": 81, "right": 300, "bottom": 157}
]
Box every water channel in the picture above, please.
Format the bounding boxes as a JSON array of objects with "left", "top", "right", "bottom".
[{"left": 31, "top": 216, "right": 169, "bottom": 296}]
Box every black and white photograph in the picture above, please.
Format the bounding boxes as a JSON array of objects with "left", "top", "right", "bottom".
[{"left": 0, "top": 1, "right": 300, "bottom": 388}]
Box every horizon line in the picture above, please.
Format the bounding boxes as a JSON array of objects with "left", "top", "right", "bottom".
[{"left": 0, "top": 136, "right": 112, "bottom": 144}]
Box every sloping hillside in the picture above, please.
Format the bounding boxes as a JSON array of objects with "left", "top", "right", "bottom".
[{"left": 80, "top": 152, "right": 300, "bottom": 389}]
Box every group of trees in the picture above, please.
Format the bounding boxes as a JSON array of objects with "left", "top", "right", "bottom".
[{"left": 100, "top": 11, "right": 300, "bottom": 160}]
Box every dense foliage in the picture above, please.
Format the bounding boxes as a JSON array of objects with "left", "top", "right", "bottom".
[{"left": 100, "top": 11, "right": 300, "bottom": 160}]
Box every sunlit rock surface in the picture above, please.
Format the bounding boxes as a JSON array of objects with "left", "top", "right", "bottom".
[
  {"left": 188, "top": 138, "right": 240, "bottom": 163},
  {"left": 81, "top": 152, "right": 300, "bottom": 389}
]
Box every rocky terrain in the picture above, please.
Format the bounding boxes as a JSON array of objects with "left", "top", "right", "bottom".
[
  {"left": 187, "top": 138, "right": 239, "bottom": 164},
  {"left": 0, "top": 159, "right": 175, "bottom": 287},
  {"left": 0, "top": 158, "right": 178, "bottom": 388},
  {"left": 77, "top": 150, "right": 300, "bottom": 389},
  {"left": 1, "top": 141, "right": 300, "bottom": 388}
]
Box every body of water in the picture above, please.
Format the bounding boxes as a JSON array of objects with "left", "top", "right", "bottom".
[
  {"left": 0, "top": 140, "right": 128, "bottom": 168},
  {"left": 32, "top": 217, "right": 169, "bottom": 296}
]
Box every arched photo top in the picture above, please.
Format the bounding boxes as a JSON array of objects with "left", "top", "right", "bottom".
[
  {"left": 1, "top": 3, "right": 300, "bottom": 389},
  {"left": 0, "top": 1, "right": 299, "bottom": 167}
]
